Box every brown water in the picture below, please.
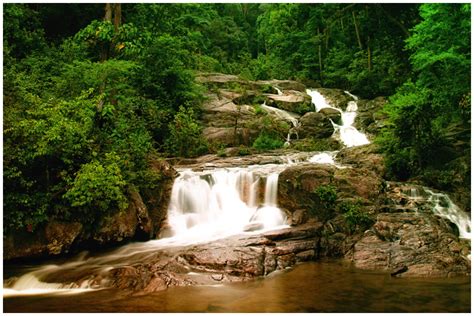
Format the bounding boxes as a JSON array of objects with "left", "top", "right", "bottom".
[{"left": 4, "top": 260, "right": 470, "bottom": 313}]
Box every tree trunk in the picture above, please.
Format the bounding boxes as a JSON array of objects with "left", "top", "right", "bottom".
[
  {"left": 352, "top": 10, "right": 363, "bottom": 49},
  {"left": 104, "top": 3, "right": 113, "bottom": 22},
  {"left": 113, "top": 4, "right": 122, "bottom": 33}
]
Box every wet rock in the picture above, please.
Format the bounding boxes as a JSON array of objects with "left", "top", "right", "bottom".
[
  {"left": 142, "top": 159, "right": 178, "bottom": 238},
  {"left": 317, "top": 88, "right": 353, "bottom": 111},
  {"left": 336, "top": 144, "right": 386, "bottom": 176},
  {"left": 319, "top": 107, "right": 342, "bottom": 125},
  {"left": 347, "top": 208, "right": 471, "bottom": 277},
  {"left": 297, "top": 112, "right": 334, "bottom": 139}
]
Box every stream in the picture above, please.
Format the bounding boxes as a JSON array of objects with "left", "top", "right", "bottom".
[
  {"left": 3, "top": 89, "right": 471, "bottom": 312},
  {"left": 4, "top": 260, "right": 470, "bottom": 313}
]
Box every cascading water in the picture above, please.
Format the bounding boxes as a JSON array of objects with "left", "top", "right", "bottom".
[
  {"left": 306, "top": 89, "right": 369, "bottom": 147},
  {"left": 274, "top": 86, "right": 284, "bottom": 96},
  {"left": 424, "top": 188, "right": 471, "bottom": 240},
  {"left": 165, "top": 168, "right": 287, "bottom": 243}
]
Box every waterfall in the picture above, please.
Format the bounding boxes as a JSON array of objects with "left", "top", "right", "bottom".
[
  {"left": 166, "top": 168, "right": 287, "bottom": 243},
  {"left": 424, "top": 188, "right": 471, "bottom": 240},
  {"left": 274, "top": 86, "right": 284, "bottom": 95},
  {"left": 306, "top": 89, "right": 369, "bottom": 147}
]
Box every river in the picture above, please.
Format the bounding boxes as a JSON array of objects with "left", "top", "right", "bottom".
[{"left": 4, "top": 260, "right": 470, "bottom": 313}]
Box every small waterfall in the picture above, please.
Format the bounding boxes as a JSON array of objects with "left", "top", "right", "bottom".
[
  {"left": 424, "top": 189, "right": 471, "bottom": 240},
  {"left": 260, "top": 102, "right": 300, "bottom": 146},
  {"left": 264, "top": 173, "right": 279, "bottom": 207},
  {"left": 274, "top": 86, "right": 284, "bottom": 95},
  {"left": 306, "top": 89, "right": 369, "bottom": 148},
  {"left": 166, "top": 168, "right": 287, "bottom": 242}
]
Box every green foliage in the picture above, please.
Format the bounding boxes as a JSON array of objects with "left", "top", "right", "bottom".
[
  {"left": 63, "top": 153, "right": 128, "bottom": 223},
  {"left": 314, "top": 184, "right": 337, "bottom": 211},
  {"left": 378, "top": 4, "right": 470, "bottom": 182},
  {"left": 340, "top": 200, "right": 374, "bottom": 233},
  {"left": 252, "top": 133, "right": 284, "bottom": 151},
  {"left": 165, "top": 106, "right": 209, "bottom": 157}
]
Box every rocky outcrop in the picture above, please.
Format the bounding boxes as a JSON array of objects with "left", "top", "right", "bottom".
[
  {"left": 276, "top": 145, "right": 470, "bottom": 277},
  {"left": 32, "top": 223, "right": 322, "bottom": 293},
  {"left": 4, "top": 160, "right": 177, "bottom": 261},
  {"left": 3, "top": 221, "right": 83, "bottom": 260},
  {"left": 266, "top": 91, "right": 313, "bottom": 115},
  {"left": 346, "top": 184, "right": 471, "bottom": 277},
  {"left": 198, "top": 73, "right": 315, "bottom": 146},
  {"left": 297, "top": 112, "right": 334, "bottom": 139}
]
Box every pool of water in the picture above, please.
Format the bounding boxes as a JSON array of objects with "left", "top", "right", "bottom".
[{"left": 3, "top": 260, "right": 470, "bottom": 313}]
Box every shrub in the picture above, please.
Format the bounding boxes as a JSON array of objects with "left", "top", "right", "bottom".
[
  {"left": 252, "top": 132, "right": 284, "bottom": 151},
  {"left": 314, "top": 184, "right": 337, "bottom": 211},
  {"left": 63, "top": 152, "right": 128, "bottom": 224},
  {"left": 237, "top": 146, "right": 251, "bottom": 156},
  {"left": 340, "top": 200, "right": 374, "bottom": 233}
]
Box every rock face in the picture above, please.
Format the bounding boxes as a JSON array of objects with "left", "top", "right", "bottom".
[
  {"left": 347, "top": 184, "right": 471, "bottom": 277},
  {"left": 3, "top": 159, "right": 178, "bottom": 261},
  {"left": 276, "top": 145, "right": 470, "bottom": 277},
  {"left": 3, "top": 221, "right": 83, "bottom": 260}
]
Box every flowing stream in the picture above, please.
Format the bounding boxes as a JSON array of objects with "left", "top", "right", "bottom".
[{"left": 3, "top": 89, "right": 471, "bottom": 311}]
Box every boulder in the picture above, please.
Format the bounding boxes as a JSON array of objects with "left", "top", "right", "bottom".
[
  {"left": 297, "top": 112, "right": 334, "bottom": 139},
  {"left": 203, "top": 127, "right": 257, "bottom": 147},
  {"left": 141, "top": 158, "right": 178, "bottom": 238},
  {"left": 317, "top": 88, "right": 353, "bottom": 111},
  {"left": 319, "top": 107, "right": 342, "bottom": 124},
  {"left": 266, "top": 91, "right": 313, "bottom": 115},
  {"left": 355, "top": 97, "right": 388, "bottom": 136}
]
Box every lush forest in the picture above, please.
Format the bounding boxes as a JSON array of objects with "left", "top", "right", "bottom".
[{"left": 3, "top": 3, "right": 470, "bottom": 234}]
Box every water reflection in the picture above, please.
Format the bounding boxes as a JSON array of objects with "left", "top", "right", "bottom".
[{"left": 4, "top": 260, "right": 470, "bottom": 313}]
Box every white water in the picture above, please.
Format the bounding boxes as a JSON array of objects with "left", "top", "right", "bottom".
[
  {"left": 165, "top": 168, "right": 287, "bottom": 243},
  {"left": 306, "top": 89, "right": 370, "bottom": 147},
  {"left": 308, "top": 152, "right": 336, "bottom": 165},
  {"left": 424, "top": 188, "right": 471, "bottom": 240},
  {"left": 274, "top": 86, "right": 284, "bottom": 95}
]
